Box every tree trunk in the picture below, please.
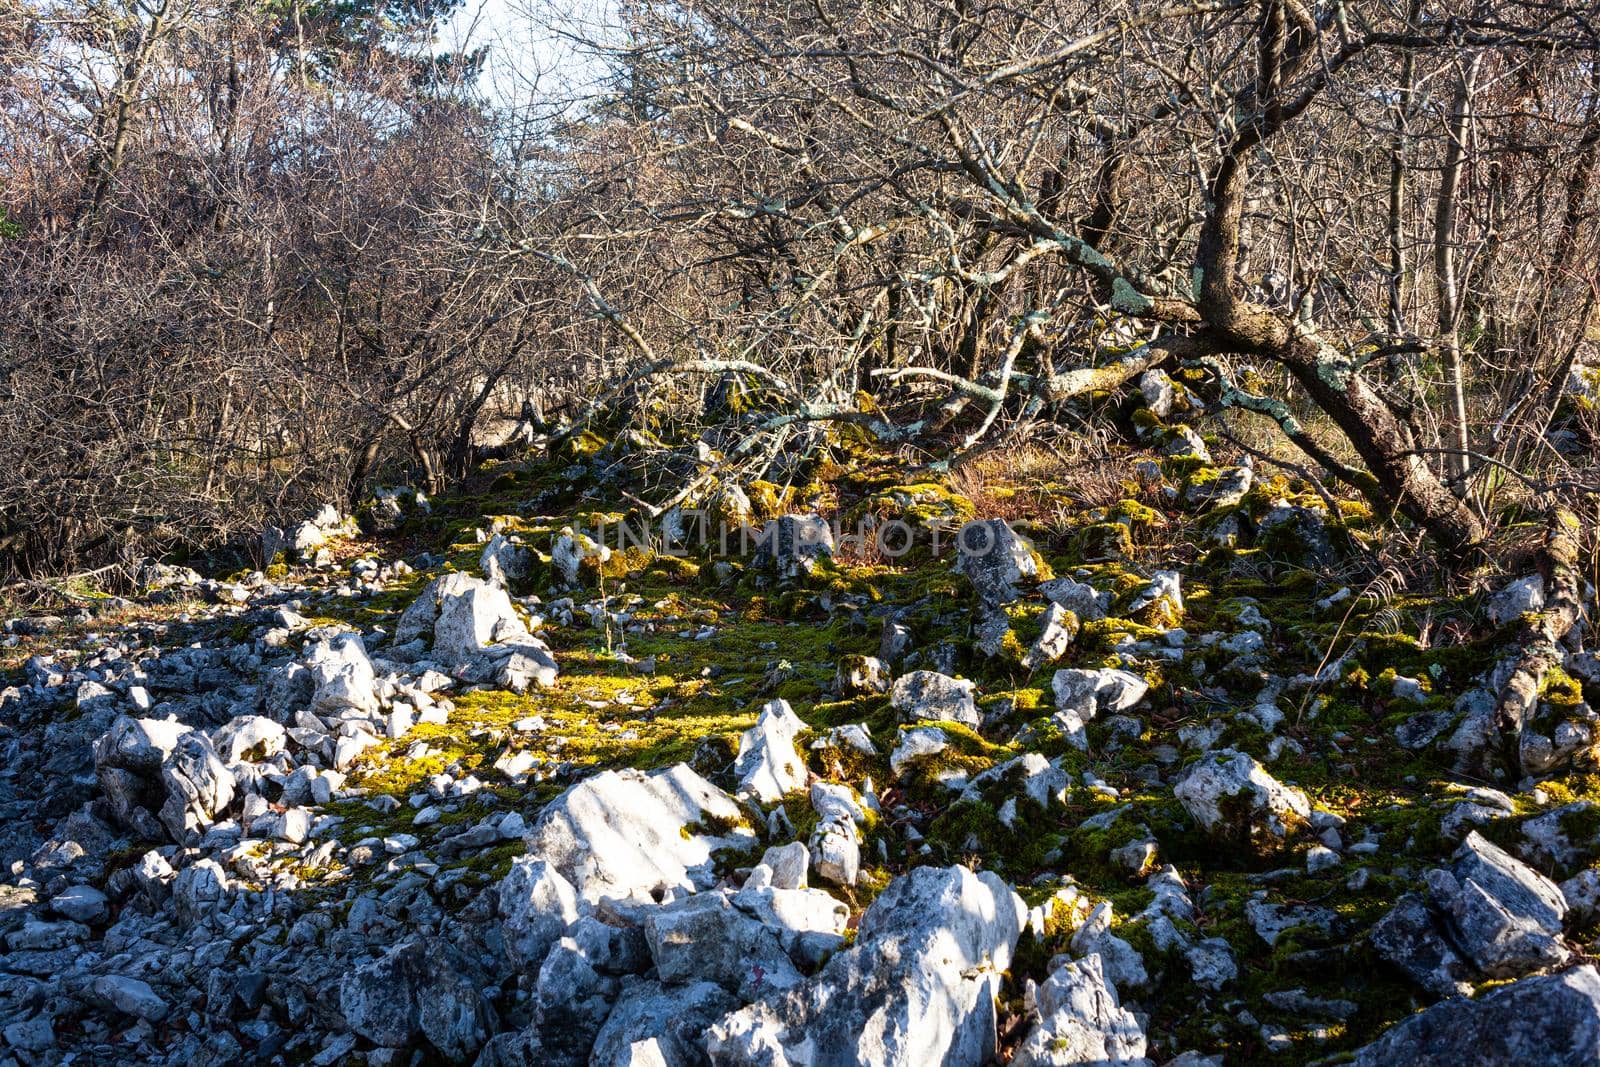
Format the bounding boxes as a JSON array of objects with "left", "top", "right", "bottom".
[
  {"left": 81, "top": 0, "right": 174, "bottom": 226},
  {"left": 1434, "top": 53, "right": 1481, "bottom": 486},
  {"left": 1385, "top": 0, "right": 1422, "bottom": 335},
  {"left": 1278, "top": 336, "right": 1485, "bottom": 554},
  {"left": 1187, "top": 7, "right": 1487, "bottom": 560}
]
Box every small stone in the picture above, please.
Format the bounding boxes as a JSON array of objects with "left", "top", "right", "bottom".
[
  {"left": 50, "top": 884, "right": 108, "bottom": 925},
  {"left": 761, "top": 842, "right": 810, "bottom": 890},
  {"left": 551, "top": 526, "right": 612, "bottom": 586},
  {"left": 751, "top": 515, "right": 834, "bottom": 578},
  {"left": 836, "top": 655, "right": 891, "bottom": 695},
  {"left": 1306, "top": 845, "right": 1340, "bottom": 873},
  {"left": 889, "top": 726, "right": 953, "bottom": 780},
  {"left": 1022, "top": 603, "right": 1079, "bottom": 670},
  {"left": 1391, "top": 675, "right": 1428, "bottom": 704},
  {"left": 93, "top": 975, "right": 169, "bottom": 1022},
  {"left": 1140, "top": 369, "right": 1176, "bottom": 417},
  {"left": 810, "top": 816, "right": 861, "bottom": 888},
  {"left": 1486, "top": 575, "right": 1545, "bottom": 628},
  {"left": 1185, "top": 938, "right": 1237, "bottom": 990},
  {"left": 1245, "top": 894, "right": 1338, "bottom": 947},
  {"left": 1395, "top": 711, "right": 1453, "bottom": 750},
  {"left": 279, "top": 807, "right": 312, "bottom": 844},
  {"left": 1128, "top": 570, "right": 1183, "bottom": 626},
  {"left": 1070, "top": 902, "right": 1148, "bottom": 991}
]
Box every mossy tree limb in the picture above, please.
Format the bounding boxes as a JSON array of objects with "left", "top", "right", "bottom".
[{"left": 1490, "top": 507, "right": 1585, "bottom": 779}]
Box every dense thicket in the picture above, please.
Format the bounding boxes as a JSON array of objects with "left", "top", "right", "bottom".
[
  {"left": 0, "top": 0, "right": 593, "bottom": 574},
  {"left": 3, "top": 0, "right": 1599, "bottom": 577}
]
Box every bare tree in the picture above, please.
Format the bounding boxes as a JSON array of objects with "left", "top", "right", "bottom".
[
  {"left": 4, "top": 0, "right": 1598, "bottom": 576},
  {"left": 0, "top": 0, "right": 570, "bottom": 575},
  {"left": 496, "top": 0, "right": 1600, "bottom": 558}
]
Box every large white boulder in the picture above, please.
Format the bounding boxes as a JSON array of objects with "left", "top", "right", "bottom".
[
  {"left": 734, "top": 699, "right": 808, "bottom": 803},
  {"left": 644, "top": 891, "right": 804, "bottom": 1001},
  {"left": 393, "top": 571, "right": 478, "bottom": 645},
  {"left": 497, "top": 857, "right": 581, "bottom": 969},
  {"left": 522, "top": 763, "right": 756, "bottom": 906},
  {"left": 93, "top": 716, "right": 194, "bottom": 837},
  {"left": 1428, "top": 831, "right": 1569, "bottom": 979},
  {"left": 733, "top": 878, "right": 850, "bottom": 967},
  {"left": 306, "top": 632, "right": 380, "bottom": 716},
  {"left": 1012, "top": 952, "right": 1150, "bottom": 1067},
  {"left": 398, "top": 572, "right": 558, "bottom": 689},
  {"left": 491, "top": 643, "right": 559, "bottom": 692},
  {"left": 891, "top": 670, "right": 979, "bottom": 728},
  {"left": 434, "top": 581, "right": 525, "bottom": 664},
  {"left": 707, "top": 865, "right": 1026, "bottom": 1067},
  {"left": 158, "top": 732, "right": 236, "bottom": 844},
  {"left": 1174, "top": 748, "right": 1309, "bottom": 848},
  {"left": 339, "top": 937, "right": 496, "bottom": 1064},
  {"left": 94, "top": 716, "right": 191, "bottom": 776},
  {"left": 1349, "top": 964, "right": 1600, "bottom": 1067},
  {"left": 960, "top": 753, "right": 1068, "bottom": 826}
]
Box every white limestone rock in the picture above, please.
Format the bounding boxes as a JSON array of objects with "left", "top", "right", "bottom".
[
  {"left": 1052, "top": 668, "right": 1149, "bottom": 717},
  {"left": 1012, "top": 952, "right": 1150, "bottom": 1067},
  {"left": 954, "top": 518, "right": 1039, "bottom": 605},
  {"left": 552, "top": 526, "right": 612, "bottom": 587},
  {"left": 1486, "top": 574, "right": 1545, "bottom": 628},
  {"left": 1174, "top": 748, "right": 1309, "bottom": 847},
  {"left": 1039, "top": 578, "right": 1109, "bottom": 622},
  {"left": 211, "top": 714, "right": 288, "bottom": 765},
  {"left": 433, "top": 581, "right": 525, "bottom": 665},
  {"left": 306, "top": 632, "right": 380, "bottom": 717},
  {"left": 522, "top": 763, "right": 756, "bottom": 906},
  {"left": 734, "top": 699, "right": 808, "bottom": 803},
  {"left": 497, "top": 856, "right": 581, "bottom": 969},
  {"left": 706, "top": 865, "right": 1026, "bottom": 1067},
  {"left": 644, "top": 890, "right": 803, "bottom": 1001},
  {"left": 752, "top": 515, "right": 835, "bottom": 578},
  {"left": 733, "top": 881, "right": 850, "bottom": 967},
  {"left": 891, "top": 670, "right": 979, "bottom": 728},
  {"left": 481, "top": 533, "right": 533, "bottom": 588},
  {"left": 339, "top": 937, "right": 496, "bottom": 1064}
]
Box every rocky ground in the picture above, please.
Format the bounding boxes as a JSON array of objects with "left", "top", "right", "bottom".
[{"left": 2, "top": 376, "right": 1600, "bottom": 1066}]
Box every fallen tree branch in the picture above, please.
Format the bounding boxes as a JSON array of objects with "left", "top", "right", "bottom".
[{"left": 1489, "top": 506, "right": 1585, "bottom": 780}]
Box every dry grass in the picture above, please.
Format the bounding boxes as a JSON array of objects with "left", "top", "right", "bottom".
[{"left": 952, "top": 433, "right": 1131, "bottom": 526}]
